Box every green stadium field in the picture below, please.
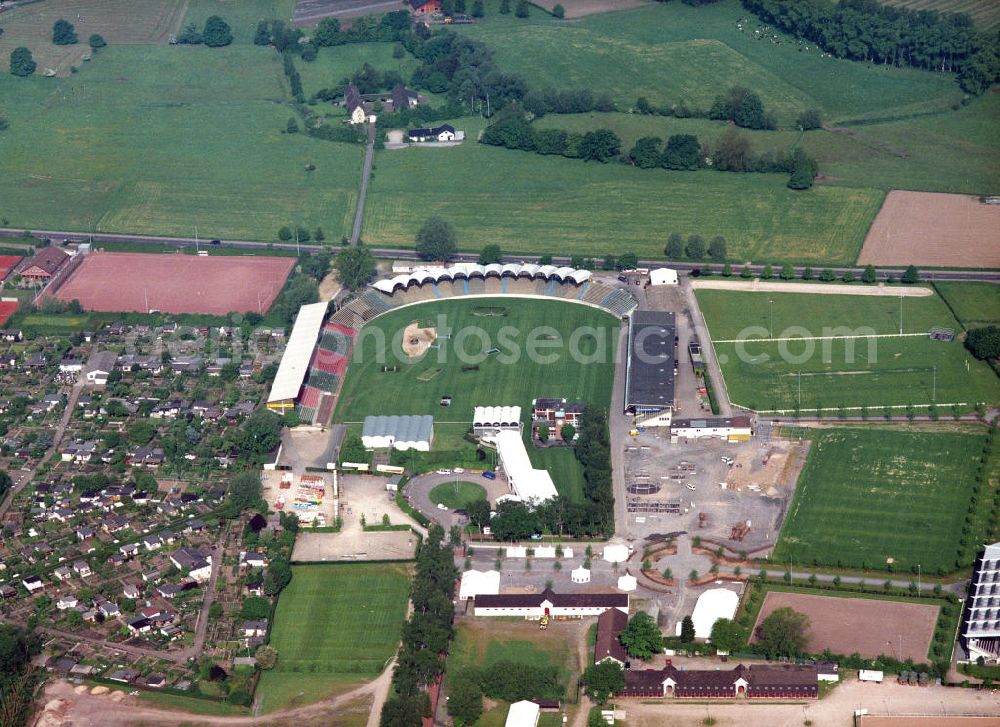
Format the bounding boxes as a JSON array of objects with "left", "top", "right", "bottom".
[
  {"left": 256, "top": 563, "right": 411, "bottom": 713},
  {"left": 695, "top": 287, "right": 1000, "bottom": 411},
  {"left": 774, "top": 427, "right": 988, "bottom": 573},
  {"left": 335, "top": 297, "right": 619, "bottom": 499}
]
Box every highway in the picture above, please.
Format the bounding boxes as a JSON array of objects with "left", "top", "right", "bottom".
[{"left": 2, "top": 227, "right": 999, "bottom": 282}]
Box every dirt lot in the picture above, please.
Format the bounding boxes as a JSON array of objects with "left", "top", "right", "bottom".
[
  {"left": 858, "top": 191, "right": 1000, "bottom": 268},
  {"left": 402, "top": 320, "right": 437, "bottom": 359},
  {"left": 622, "top": 679, "right": 1000, "bottom": 727},
  {"left": 860, "top": 718, "right": 1000, "bottom": 727},
  {"left": 531, "top": 0, "right": 648, "bottom": 18},
  {"left": 726, "top": 439, "right": 810, "bottom": 497},
  {"left": 753, "top": 591, "right": 938, "bottom": 662}
]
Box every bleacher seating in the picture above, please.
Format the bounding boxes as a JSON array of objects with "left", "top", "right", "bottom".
[
  {"left": 484, "top": 277, "right": 502, "bottom": 294},
  {"left": 299, "top": 386, "right": 322, "bottom": 408},
  {"left": 296, "top": 404, "right": 316, "bottom": 423},
  {"left": 468, "top": 278, "right": 486, "bottom": 295},
  {"left": 306, "top": 368, "right": 340, "bottom": 393}
]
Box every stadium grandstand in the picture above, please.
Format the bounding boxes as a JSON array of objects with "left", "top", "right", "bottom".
[
  {"left": 624, "top": 310, "right": 676, "bottom": 427},
  {"left": 266, "top": 302, "right": 329, "bottom": 414},
  {"left": 329, "top": 263, "right": 638, "bottom": 330}
]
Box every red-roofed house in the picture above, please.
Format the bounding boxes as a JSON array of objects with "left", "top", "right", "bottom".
[{"left": 20, "top": 247, "right": 70, "bottom": 283}]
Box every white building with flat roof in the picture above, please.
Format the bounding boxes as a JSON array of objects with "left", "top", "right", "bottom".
[
  {"left": 494, "top": 430, "right": 557, "bottom": 503},
  {"left": 505, "top": 700, "right": 539, "bottom": 727}
]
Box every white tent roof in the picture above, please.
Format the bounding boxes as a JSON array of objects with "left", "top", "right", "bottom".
[
  {"left": 571, "top": 566, "right": 591, "bottom": 583},
  {"left": 495, "top": 430, "right": 557, "bottom": 502},
  {"left": 689, "top": 588, "right": 739, "bottom": 639},
  {"left": 372, "top": 263, "right": 592, "bottom": 294},
  {"left": 603, "top": 544, "right": 629, "bottom": 563},
  {"left": 267, "top": 301, "right": 329, "bottom": 403},
  {"left": 474, "top": 405, "right": 521, "bottom": 427},
  {"left": 617, "top": 573, "right": 637, "bottom": 592},
  {"left": 459, "top": 570, "right": 500, "bottom": 600},
  {"left": 649, "top": 268, "right": 678, "bottom": 286},
  {"left": 505, "top": 700, "right": 540, "bottom": 727}
]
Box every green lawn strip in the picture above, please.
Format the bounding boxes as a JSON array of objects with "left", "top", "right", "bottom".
[
  {"left": 734, "top": 581, "right": 960, "bottom": 666},
  {"left": 428, "top": 481, "right": 488, "bottom": 509},
  {"left": 366, "top": 121, "right": 879, "bottom": 264},
  {"left": 258, "top": 563, "right": 411, "bottom": 712},
  {"left": 933, "top": 281, "right": 1000, "bottom": 329},
  {"left": 773, "top": 428, "right": 987, "bottom": 573},
  {"left": 135, "top": 690, "right": 252, "bottom": 717}
]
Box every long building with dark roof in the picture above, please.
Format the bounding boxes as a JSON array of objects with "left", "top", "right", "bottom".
[
  {"left": 474, "top": 588, "right": 628, "bottom": 618},
  {"left": 624, "top": 310, "right": 676, "bottom": 426},
  {"left": 620, "top": 662, "right": 818, "bottom": 699}
]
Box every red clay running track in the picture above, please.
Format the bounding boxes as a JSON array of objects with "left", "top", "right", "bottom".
[{"left": 53, "top": 252, "right": 296, "bottom": 316}]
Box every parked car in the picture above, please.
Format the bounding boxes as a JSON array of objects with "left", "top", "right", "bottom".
[
  {"left": 482, "top": 471, "right": 496, "bottom": 480},
  {"left": 453, "top": 468, "right": 465, "bottom": 474},
  {"left": 437, "top": 503, "right": 448, "bottom": 510}
]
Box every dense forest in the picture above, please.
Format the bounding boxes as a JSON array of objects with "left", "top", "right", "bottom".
[
  {"left": 741, "top": 0, "right": 1000, "bottom": 93},
  {"left": 0, "top": 625, "right": 42, "bottom": 727}
]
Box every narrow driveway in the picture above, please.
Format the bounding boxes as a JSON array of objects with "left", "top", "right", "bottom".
[
  {"left": 680, "top": 276, "right": 733, "bottom": 416},
  {"left": 350, "top": 123, "right": 376, "bottom": 246}
]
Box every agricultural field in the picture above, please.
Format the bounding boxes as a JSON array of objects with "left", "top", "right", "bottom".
[
  {"left": 773, "top": 427, "right": 987, "bottom": 573},
  {"left": 366, "top": 118, "right": 881, "bottom": 263},
  {"left": 458, "top": 0, "right": 963, "bottom": 124},
  {"left": 0, "top": 0, "right": 189, "bottom": 74},
  {"left": 696, "top": 287, "right": 1000, "bottom": 411},
  {"left": 936, "top": 282, "right": 1000, "bottom": 328},
  {"left": 0, "top": 43, "right": 362, "bottom": 241},
  {"left": 429, "top": 481, "right": 488, "bottom": 509},
  {"left": 296, "top": 41, "right": 421, "bottom": 98},
  {"left": 336, "top": 297, "right": 616, "bottom": 499},
  {"left": 256, "top": 563, "right": 411, "bottom": 712},
  {"left": 881, "top": 0, "right": 1000, "bottom": 31}
]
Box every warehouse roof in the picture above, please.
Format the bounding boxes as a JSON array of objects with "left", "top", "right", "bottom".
[
  {"left": 267, "top": 302, "right": 329, "bottom": 403},
  {"left": 625, "top": 310, "right": 675, "bottom": 411},
  {"left": 362, "top": 415, "right": 434, "bottom": 444},
  {"left": 495, "top": 429, "right": 557, "bottom": 502}
]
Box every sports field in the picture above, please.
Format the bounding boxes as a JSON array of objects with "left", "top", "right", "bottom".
[
  {"left": 257, "top": 562, "right": 411, "bottom": 712},
  {"left": 0, "top": 301, "right": 18, "bottom": 326},
  {"left": 753, "top": 590, "right": 938, "bottom": 661},
  {"left": 336, "top": 298, "right": 618, "bottom": 421},
  {"left": 695, "top": 287, "right": 1000, "bottom": 411},
  {"left": 773, "top": 427, "right": 986, "bottom": 572},
  {"left": 365, "top": 118, "right": 881, "bottom": 264},
  {"left": 52, "top": 251, "right": 295, "bottom": 315},
  {"left": 936, "top": 282, "right": 1000, "bottom": 328}
]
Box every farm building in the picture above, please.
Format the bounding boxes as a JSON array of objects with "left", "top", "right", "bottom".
[
  {"left": 494, "top": 429, "right": 558, "bottom": 502},
  {"left": 390, "top": 83, "right": 420, "bottom": 112},
  {"left": 504, "top": 700, "right": 539, "bottom": 727},
  {"left": 683, "top": 588, "right": 740, "bottom": 640},
  {"left": 20, "top": 247, "right": 70, "bottom": 283},
  {"left": 624, "top": 310, "right": 675, "bottom": 427},
  {"left": 594, "top": 606, "right": 629, "bottom": 666},
  {"left": 266, "top": 301, "right": 330, "bottom": 412},
  {"left": 670, "top": 416, "right": 752, "bottom": 442},
  {"left": 473, "top": 588, "right": 628, "bottom": 618},
  {"left": 620, "top": 662, "right": 818, "bottom": 699},
  {"left": 343, "top": 83, "right": 371, "bottom": 125},
  {"left": 648, "top": 268, "right": 678, "bottom": 286},
  {"left": 532, "top": 398, "right": 584, "bottom": 432},
  {"left": 961, "top": 541, "right": 1000, "bottom": 663},
  {"left": 409, "top": 0, "right": 441, "bottom": 14},
  {"left": 361, "top": 415, "right": 434, "bottom": 451},
  {"left": 85, "top": 350, "right": 118, "bottom": 386},
  {"left": 459, "top": 569, "right": 500, "bottom": 601},
  {"left": 408, "top": 124, "right": 463, "bottom": 143},
  {"left": 474, "top": 405, "right": 522, "bottom": 437}
]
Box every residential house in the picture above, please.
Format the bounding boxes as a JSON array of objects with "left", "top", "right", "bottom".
[
  {"left": 85, "top": 350, "right": 118, "bottom": 386},
  {"left": 408, "top": 124, "right": 460, "bottom": 143},
  {"left": 59, "top": 355, "right": 84, "bottom": 374},
  {"left": 72, "top": 560, "right": 92, "bottom": 577},
  {"left": 170, "top": 547, "right": 212, "bottom": 582},
  {"left": 408, "top": 0, "right": 441, "bottom": 15},
  {"left": 390, "top": 83, "right": 420, "bottom": 111},
  {"left": 344, "top": 83, "right": 369, "bottom": 125},
  {"left": 22, "top": 576, "right": 44, "bottom": 593}
]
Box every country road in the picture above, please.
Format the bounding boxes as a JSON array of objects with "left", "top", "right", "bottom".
[
  {"left": 350, "top": 123, "right": 377, "bottom": 246},
  {"left": 2, "top": 227, "right": 999, "bottom": 282}
]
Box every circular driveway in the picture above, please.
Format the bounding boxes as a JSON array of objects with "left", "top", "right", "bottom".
[{"left": 403, "top": 471, "right": 512, "bottom": 529}]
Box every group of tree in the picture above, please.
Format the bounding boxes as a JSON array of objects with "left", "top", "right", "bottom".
[
  {"left": 381, "top": 525, "right": 457, "bottom": 727},
  {"left": 664, "top": 232, "right": 727, "bottom": 262},
  {"left": 448, "top": 659, "right": 562, "bottom": 724},
  {"left": 0, "top": 625, "right": 42, "bottom": 727},
  {"left": 0, "top": 469, "right": 10, "bottom": 502},
  {"left": 482, "top": 110, "right": 622, "bottom": 163},
  {"left": 522, "top": 87, "right": 617, "bottom": 117},
  {"left": 224, "top": 470, "right": 264, "bottom": 516},
  {"left": 582, "top": 661, "right": 626, "bottom": 704},
  {"left": 708, "top": 86, "right": 776, "bottom": 130},
  {"left": 9, "top": 47, "right": 36, "bottom": 77},
  {"left": 335, "top": 244, "right": 378, "bottom": 290},
  {"left": 965, "top": 326, "right": 1000, "bottom": 362},
  {"left": 176, "top": 15, "right": 233, "bottom": 47},
  {"left": 52, "top": 19, "right": 78, "bottom": 45},
  {"left": 742, "top": 0, "right": 1000, "bottom": 95},
  {"left": 620, "top": 611, "right": 664, "bottom": 660},
  {"left": 754, "top": 606, "right": 811, "bottom": 659},
  {"left": 574, "top": 404, "right": 614, "bottom": 534},
  {"left": 281, "top": 53, "right": 304, "bottom": 103},
  {"left": 340, "top": 62, "right": 406, "bottom": 95},
  {"left": 415, "top": 215, "right": 458, "bottom": 261}
]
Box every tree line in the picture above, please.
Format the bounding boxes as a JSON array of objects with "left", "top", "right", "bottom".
[
  {"left": 742, "top": 0, "right": 1000, "bottom": 94},
  {"left": 0, "top": 625, "right": 42, "bottom": 727},
  {"left": 380, "top": 525, "right": 457, "bottom": 727},
  {"left": 448, "top": 660, "right": 562, "bottom": 724}
]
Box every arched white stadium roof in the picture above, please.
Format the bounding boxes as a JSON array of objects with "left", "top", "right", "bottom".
[
  {"left": 687, "top": 587, "right": 739, "bottom": 639},
  {"left": 474, "top": 405, "right": 521, "bottom": 427},
  {"left": 372, "top": 263, "right": 592, "bottom": 294}
]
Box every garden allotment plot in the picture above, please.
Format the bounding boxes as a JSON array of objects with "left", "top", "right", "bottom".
[
  {"left": 774, "top": 427, "right": 987, "bottom": 573},
  {"left": 695, "top": 288, "right": 1000, "bottom": 412}
]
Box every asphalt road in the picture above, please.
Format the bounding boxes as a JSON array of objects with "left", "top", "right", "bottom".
[{"left": 2, "top": 228, "right": 998, "bottom": 282}]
